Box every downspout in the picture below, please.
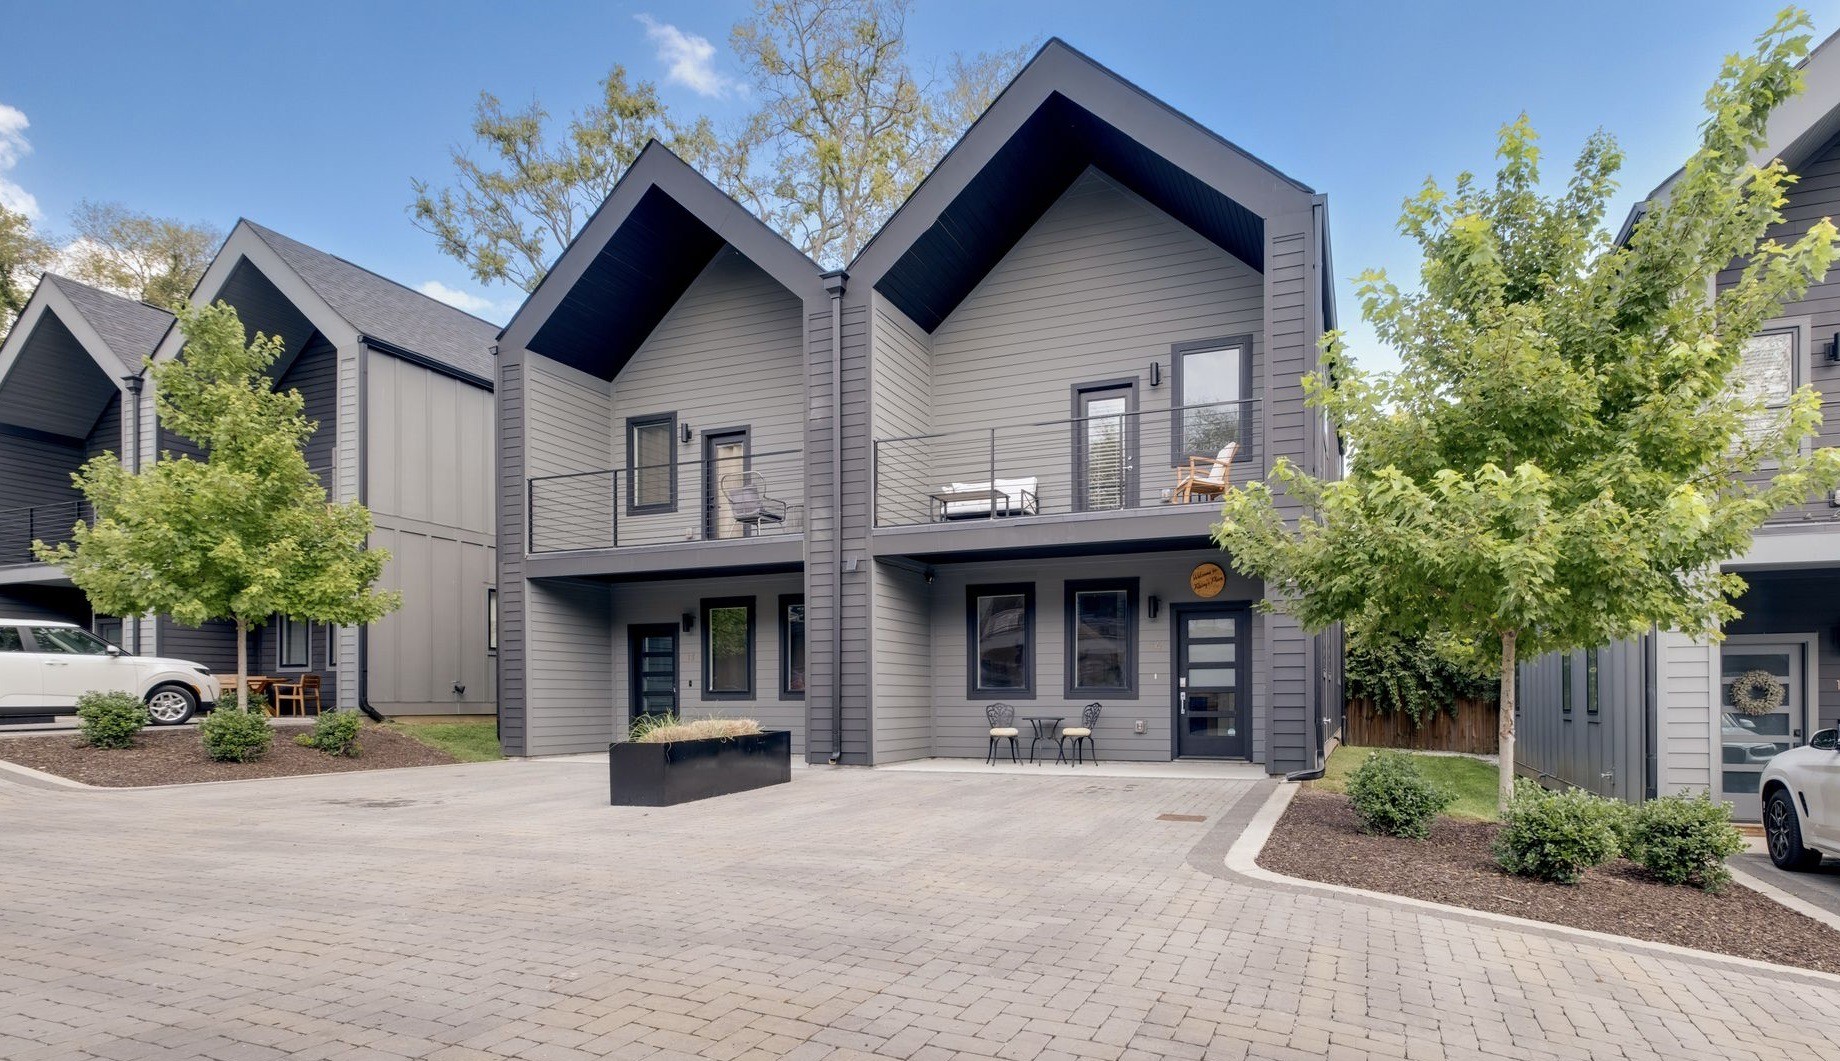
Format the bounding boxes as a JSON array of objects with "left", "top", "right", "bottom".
[
  {"left": 823, "top": 271, "right": 847, "bottom": 764},
  {"left": 121, "top": 373, "right": 144, "bottom": 654},
  {"left": 354, "top": 340, "right": 385, "bottom": 722}
]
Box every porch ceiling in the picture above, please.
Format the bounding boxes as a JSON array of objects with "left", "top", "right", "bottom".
[{"left": 0, "top": 310, "right": 119, "bottom": 439}]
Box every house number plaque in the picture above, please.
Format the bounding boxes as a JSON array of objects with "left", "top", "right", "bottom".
[{"left": 1189, "top": 562, "right": 1226, "bottom": 598}]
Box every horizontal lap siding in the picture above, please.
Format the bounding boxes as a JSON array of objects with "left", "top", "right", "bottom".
[
  {"left": 496, "top": 355, "right": 529, "bottom": 753},
  {"left": 1654, "top": 630, "right": 1715, "bottom": 795},
  {"left": 525, "top": 358, "right": 614, "bottom": 552},
  {"left": 870, "top": 560, "right": 930, "bottom": 763},
  {"left": 1263, "top": 225, "right": 1313, "bottom": 773},
  {"left": 608, "top": 573, "right": 806, "bottom": 755},
  {"left": 524, "top": 577, "right": 614, "bottom": 755},
  {"left": 812, "top": 299, "right": 870, "bottom": 763}
]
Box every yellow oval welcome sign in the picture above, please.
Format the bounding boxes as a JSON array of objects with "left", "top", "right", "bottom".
[{"left": 1189, "top": 562, "right": 1226, "bottom": 598}]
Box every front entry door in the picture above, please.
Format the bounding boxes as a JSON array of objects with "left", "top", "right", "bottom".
[
  {"left": 629, "top": 625, "right": 679, "bottom": 722},
  {"left": 1174, "top": 605, "right": 1249, "bottom": 759},
  {"left": 1720, "top": 636, "right": 1812, "bottom": 820}
]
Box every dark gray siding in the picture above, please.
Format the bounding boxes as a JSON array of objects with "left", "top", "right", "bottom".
[
  {"left": 281, "top": 334, "right": 338, "bottom": 488},
  {"left": 496, "top": 350, "right": 528, "bottom": 754},
  {"left": 84, "top": 394, "right": 121, "bottom": 465},
  {"left": 0, "top": 432, "right": 83, "bottom": 510},
  {"left": 869, "top": 559, "right": 930, "bottom": 763},
  {"left": 1515, "top": 637, "right": 1650, "bottom": 802},
  {"left": 249, "top": 617, "right": 338, "bottom": 706},
  {"left": 0, "top": 585, "right": 90, "bottom": 623},
  {"left": 157, "top": 617, "right": 241, "bottom": 675},
  {"left": 523, "top": 576, "right": 614, "bottom": 754},
  {"left": 806, "top": 299, "right": 870, "bottom": 763}
]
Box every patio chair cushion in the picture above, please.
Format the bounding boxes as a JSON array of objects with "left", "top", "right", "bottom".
[
  {"left": 1202, "top": 443, "right": 1238, "bottom": 484},
  {"left": 988, "top": 727, "right": 1020, "bottom": 737},
  {"left": 1061, "top": 727, "right": 1092, "bottom": 737}
]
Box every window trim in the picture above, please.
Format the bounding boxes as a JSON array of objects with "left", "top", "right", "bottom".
[
  {"left": 1169, "top": 334, "right": 1254, "bottom": 466},
  {"left": 1739, "top": 317, "right": 1813, "bottom": 462},
  {"left": 1063, "top": 578, "right": 1139, "bottom": 699},
  {"left": 1561, "top": 652, "right": 1574, "bottom": 716},
  {"left": 625, "top": 411, "right": 679, "bottom": 516},
  {"left": 487, "top": 588, "right": 498, "bottom": 654},
  {"left": 700, "top": 595, "right": 756, "bottom": 701},
  {"left": 1070, "top": 379, "right": 1140, "bottom": 512},
  {"left": 1585, "top": 646, "right": 1601, "bottom": 718},
  {"left": 778, "top": 593, "right": 806, "bottom": 701},
  {"left": 277, "top": 615, "right": 311, "bottom": 671},
  {"left": 965, "top": 582, "right": 1036, "bottom": 701},
  {"left": 701, "top": 425, "right": 753, "bottom": 540}
]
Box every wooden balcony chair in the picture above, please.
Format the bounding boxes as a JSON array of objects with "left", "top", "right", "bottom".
[
  {"left": 1174, "top": 442, "right": 1239, "bottom": 504},
  {"left": 272, "top": 674, "right": 322, "bottom": 717}
]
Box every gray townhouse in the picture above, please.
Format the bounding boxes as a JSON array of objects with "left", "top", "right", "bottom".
[
  {"left": 495, "top": 39, "right": 1344, "bottom": 773},
  {"left": 1516, "top": 33, "right": 1840, "bottom": 820},
  {"left": 0, "top": 221, "right": 500, "bottom": 719}
]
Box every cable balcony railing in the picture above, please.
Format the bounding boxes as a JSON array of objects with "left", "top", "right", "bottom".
[
  {"left": 0, "top": 499, "right": 90, "bottom": 566},
  {"left": 873, "top": 399, "right": 1261, "bottom": 529},
  {"left": 528, "top": 448, "right": 805, "bottom": 554}
]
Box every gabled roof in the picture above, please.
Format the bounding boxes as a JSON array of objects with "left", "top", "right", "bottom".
[
  {"left": 38, "top": 275, "right": 173, "bottom": 373},
  {"left": 237, "top": 221, "right": 499, "bottom": 383},
  {"left": 1618, "top": 28, "right": 1840, "bottom": 243},
  {"left": 498, "top": 142, "right": 825, "bottom": 381},
  {"left": 850, "top": 38, "right": 1321, "bottom": 333}
]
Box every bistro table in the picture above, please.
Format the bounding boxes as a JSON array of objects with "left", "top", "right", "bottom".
[{"left": 1020, "top": 715, "right": 1065, "bottom": 764}]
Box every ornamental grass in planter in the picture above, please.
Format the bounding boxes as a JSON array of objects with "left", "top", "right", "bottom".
[{"left": 611, "top": 715, "right": 789, "bottom": 807}]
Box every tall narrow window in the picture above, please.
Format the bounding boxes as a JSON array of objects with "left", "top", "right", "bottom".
[
  {"left": 626, "top": 412, "right": 677, "bottom": 514},
  {"left": 487, "top": 588, "right": 498, "bottom": 653},
  {"left": 967, "top": 584, "right": 1035, "bottom": 699},
  {"left": 279, "top": 616, "right": 310, "bottom": 669},
  {"left": 779, "top": 594, "right": 806, "bottom": 700},
  {"left": 1561, "top": 652, "right": 1574, "bottom": 715},
  {"left": 1064, "top": 579, "right": 1138, "bottom": 697},
  {"left": 1737, "top": 330, "right": 1797, "bottom": 442},
  {"left": 1172, "top": 337, "right": 1249, "bottom": 463},
  {"left": 702, "top": 596, "right": 755, "bottom": 700},
  {"left": 1585, "top": 647, "right": 1601, "bottom": 716}
]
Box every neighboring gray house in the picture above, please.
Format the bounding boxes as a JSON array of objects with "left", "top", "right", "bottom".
[
  {"left": 1517, "top": 33, "right": 1840, "bottom": 820},
  {"left": 0, "top": 275, "right": 170, "bottom": 643},
  {"left": 496, "top": 40, "right": 1343, "bottom": 773},
  {"left": 139, "top": 220, "right": 500, "bottom": 716}
]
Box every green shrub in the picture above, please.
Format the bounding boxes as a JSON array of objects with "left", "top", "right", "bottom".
[
  {"left": 1622, "top": 792, "right": 1746, "bottom": 891},
  {"left": 200, "top": 700, "right": 273, "bottom": 763},
  {"left": 296, "top": 710, "right": 362, "bottom": 757},
  {"left": 1346, "top": 632, "right": 1496, "bottom": 727},
  {"left": 75, "top": 691, "right": 149, "bottom": 749},
  {"left": 1493, "top": 781, "right": 1622, "bottom": 884},
  {"left": 1346, "top": 751, "right": 1455, "bottom": 839}
]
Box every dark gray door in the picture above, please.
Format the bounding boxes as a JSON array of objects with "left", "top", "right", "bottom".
[
  {"left": 703, "top": 429, "right": 751, "bottom": 540},
  {"left": 1175, "top": 605, "right": 1248, "bottom": 759},
  {"left": 629, "top": 625, "right": 678, "bottom": 721},
  {"left": 1074, "top": 384, "right": 1135, "bottom": 511}
]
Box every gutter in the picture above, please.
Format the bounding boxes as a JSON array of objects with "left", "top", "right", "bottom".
[
  {"left": 823, "top": 271, "right": 847, "bottom": 765},
  {"left": 355, "top": 340, "right": 385, "bottom": 722}
]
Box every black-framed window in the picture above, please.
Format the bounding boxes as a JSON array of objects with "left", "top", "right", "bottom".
[
  {"left": 1585, "top": 647, "right": 1600, "bottom": 716},
  {"left": 701, "top": 596, "right": 755, "bottom": 700},
  {"left": 278, "top": 615, "right": 311, "bottom": 669},
  {"left": 1561, "top": 652, "right": 1574, "bottom": 715},
  {"left": 779, "top": 594, "right": 805, "bottom": 700},
  {"left": 487, "top": 588, "right": 498, "bottom": 653},
  {"left": 626, "top": 412, "right": 677, "bottom": 514},
  {"left": 1064, "top": 578, "right": 1138, "bottom": 698},
  {"left": 967, "top": 583, "right": 1035, "bottom": 699},
  {"left": 1737, "top": 328, "right": 1797, "bottom": 439},
  {"left": 1170, "top": 336, "right": 1251, "bottom": 464}
]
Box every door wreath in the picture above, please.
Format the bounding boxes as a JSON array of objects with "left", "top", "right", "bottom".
[{"left": 1729, "top": 669, "right": 1785, "bottom": 716}]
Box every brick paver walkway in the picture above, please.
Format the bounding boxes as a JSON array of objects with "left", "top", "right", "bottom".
[{"left": 2, "top": 760, "right": 1834, "bottom": 1060}]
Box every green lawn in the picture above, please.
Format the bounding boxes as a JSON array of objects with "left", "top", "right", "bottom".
[
  {"left": 389, "top": 719, "right": 503, "bottom": 762},
  {"left": 1317, "top": 745, "right": 1500, "bottom": 821}
]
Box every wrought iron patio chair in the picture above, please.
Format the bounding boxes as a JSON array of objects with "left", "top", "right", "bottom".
[
  {"left": 985, "top": 702, "right": 1020, "bottom": 764},
  {"left": 1060, "top": 702, "right": 1102, "bottom": 765}
]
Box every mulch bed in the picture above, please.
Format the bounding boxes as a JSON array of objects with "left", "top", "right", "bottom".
[
  {"left": 0, "top": 723, "right": 457, "bottom": 787},
  {"left": 1260, "top": 788, "right": 1840, "bottom": 974}
]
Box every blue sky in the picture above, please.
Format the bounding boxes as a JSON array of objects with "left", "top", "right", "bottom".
[{"left": 0, "top": 0, "right": 1826, "bottom": 372}]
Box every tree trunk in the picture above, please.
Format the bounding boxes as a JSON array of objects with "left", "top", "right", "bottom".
[
  {"left": 236, "top": 616, "right": 248, "bottom": 714},
  {"left": 1498, "top": 629, "right": 1517, "bottom": 812}
]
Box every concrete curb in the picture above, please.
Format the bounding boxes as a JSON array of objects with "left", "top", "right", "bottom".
[
  {"left": 1730, "top": 863, "right": 1840, "bottom": 932},
  {"left": 1221, "top": 782, "right": 1840, "bottom": 989},
  {"left": 0, "top": 750, "right": 521, "bottom": 793}
]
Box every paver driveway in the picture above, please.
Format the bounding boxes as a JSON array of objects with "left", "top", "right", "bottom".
[{"left": 2, "top": 759, "right": 1835, "bottom": 1061}]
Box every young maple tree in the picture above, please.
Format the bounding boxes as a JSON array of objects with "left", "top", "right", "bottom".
[
  {"left": 35, "top": 302, "right": 400, "bottom": 711},
  {"left": 1215, "top": 9, "right": 1840, "bottom": 808}
]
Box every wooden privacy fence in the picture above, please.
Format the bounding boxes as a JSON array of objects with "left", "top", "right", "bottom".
[{"left": 1344, "top": 698, "right": 1499, "bottom": 755}]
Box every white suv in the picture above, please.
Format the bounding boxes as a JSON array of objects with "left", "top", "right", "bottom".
[
  {"left": 1759, "top": 727, "right": 1840, "bottom": 870},
  {"left": 0, "top": 620, "right": 221, "bottom": 725}
]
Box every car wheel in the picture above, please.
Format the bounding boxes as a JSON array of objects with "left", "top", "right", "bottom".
[
  {"left": 145, "top": 685, "right": 197, "bottom": 726},
  {"left": 1764, "top": 789, "right": 1823, "bottom": 871}
]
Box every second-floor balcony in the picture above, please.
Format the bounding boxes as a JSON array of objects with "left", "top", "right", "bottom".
[
  {"left": 872, "top": 399, "right": 1261, "bottom": 538},
  {"left": 0, "top": 500, "right": 88, "bottom": 568},
  {"left": 528, "top": 448, "right": 804, "bottom": 556}
]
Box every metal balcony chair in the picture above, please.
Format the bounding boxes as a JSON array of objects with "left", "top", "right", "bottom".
[
  {"left": 1060, "top": 703, "right": 1102, "bottom": 765},
  {"left": 721, "top": 470, "right": 788, "bottom": 531},
  {"left": 985, "top": 703, "right": 1020, "bottom": 764}
]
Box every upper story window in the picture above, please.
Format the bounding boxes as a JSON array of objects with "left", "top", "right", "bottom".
[
  {"left": 1172, "top": 337, "right": 1249, "bottom": 463},
  {"left": 627, "top": 413, "right": 678, "bottom": 514},
  {"left": 1737, "top": 330, "right": 1797, "bottom": 440}
]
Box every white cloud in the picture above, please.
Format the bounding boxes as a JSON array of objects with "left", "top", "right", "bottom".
[
  {"left": 0, "top": 102, "right": 40, "bottom": 218},
  {"left": 417, "top": 279, "right": 513, "bottom": 322},
  {"left": 636, "top": 14, "right": 737, "bottom": 98}
]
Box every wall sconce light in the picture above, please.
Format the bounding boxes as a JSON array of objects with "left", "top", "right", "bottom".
[
  {"left": 1149, "top": 362, "right": 1163, "bottom": 387},
  {"left": 1147, "top": 595, "right": 1161, "bottom": 620},
  {"left": 681, "top": 612, "right": 695, "bottom": 633},
  {"left": 923, "top": 566, "right": 935, "bottom": 585},
  {"left": 680, "top": 422, "right": 694, "bottom": 443}
]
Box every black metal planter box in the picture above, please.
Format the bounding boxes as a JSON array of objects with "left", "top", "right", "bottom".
[{"left": 609, "top": 730, "right": 792, "bottom": 806}]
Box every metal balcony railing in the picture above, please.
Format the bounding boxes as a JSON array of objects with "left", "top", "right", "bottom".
[
  {"left": 528, "top": 448, "right": 805, "bottom": 553},
  {"left": 0, "top": 500, "right": 89, "bottom": 566},
  {"left": 872, "top": 399, "right": 1261, "bottom": 529}
]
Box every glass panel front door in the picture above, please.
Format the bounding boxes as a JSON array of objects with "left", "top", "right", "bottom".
[
  {"left": 629, "top": 625, "right": 679, "bottom": 722},
  {"left": 1176, "top": 606, "right": 1248, "bottom": 759},
  {"left": 1075, "top": 385, "right": 1134, "bottom": 512},
  {"left": 1720, "top": 640, "right": 1808, "bottom": 820}
]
